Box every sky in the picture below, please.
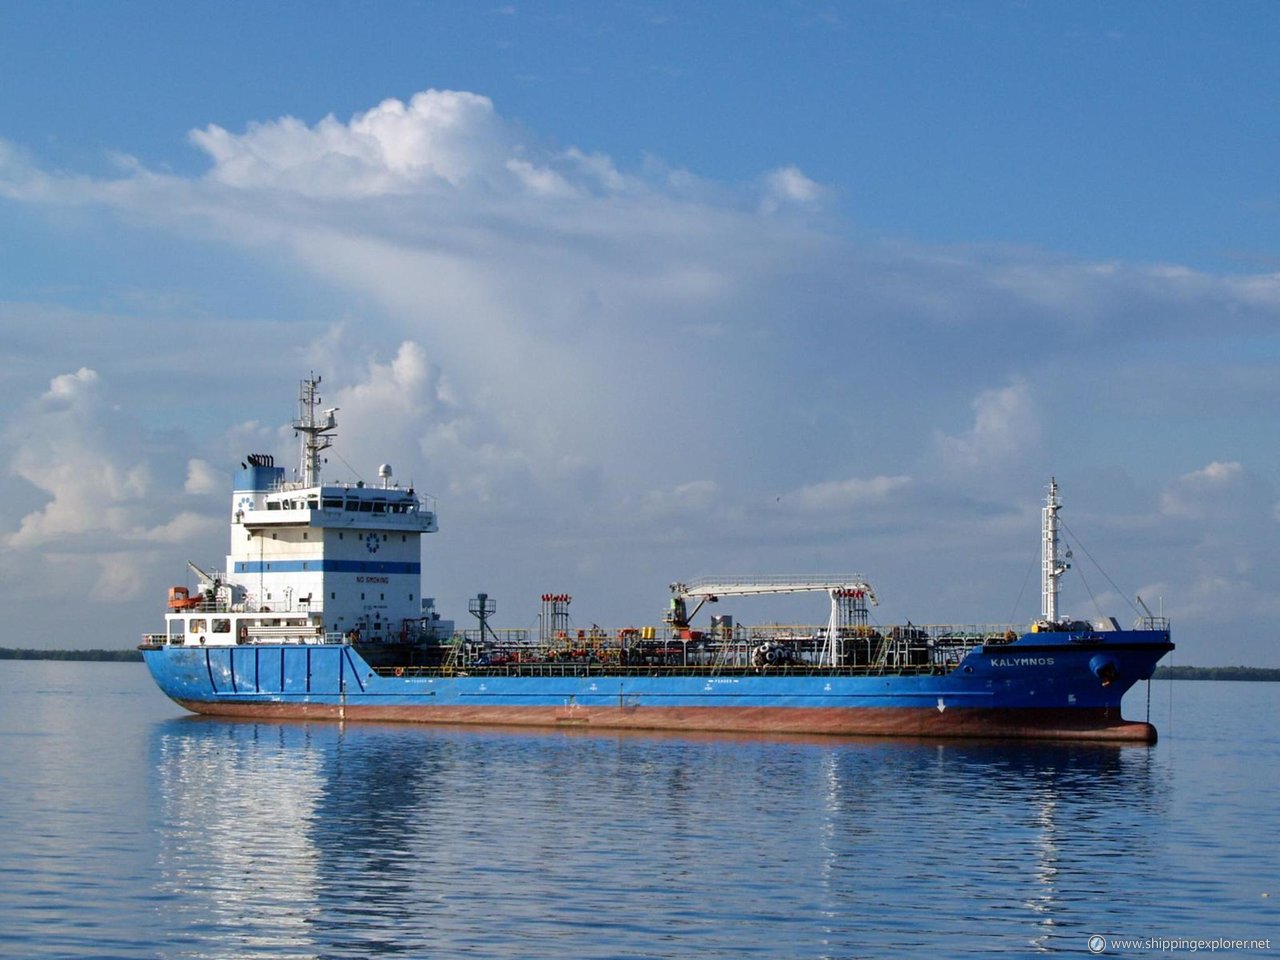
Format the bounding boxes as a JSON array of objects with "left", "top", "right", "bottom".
[{"left": 1, "top": 1, "right": 1278, "bottom": 665}]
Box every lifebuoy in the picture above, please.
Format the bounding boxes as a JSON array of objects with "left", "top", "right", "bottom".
[{"left": 394, "top": 667, "right": 405, "bottom": 677}]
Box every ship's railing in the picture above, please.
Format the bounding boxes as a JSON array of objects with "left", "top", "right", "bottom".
[
  {"left": 399, "top": 662, "right": 958, "bottom": 679},
  {"left": 167, "top": 598, "right": 227, "bottom": 613},
  {"left": 461, "top": 629, "right": 532, "bottom": 644},
  {"left": 239, "top": 623, "right": 326, "bottom": 643},
  {"left": 168, "top": 599, "right": 328, "bottom": 616},
  {"left": 439, "top": 622, "right": 1027, "bottom": 672}
]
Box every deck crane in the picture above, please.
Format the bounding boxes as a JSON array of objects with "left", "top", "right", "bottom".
[{"left": 667, "top": 575, "right": 878, "bottom": 667}]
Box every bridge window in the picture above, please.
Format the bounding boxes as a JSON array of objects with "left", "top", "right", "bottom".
[{"left": 212, "top": 619, "right": 231, "bottom": 634}]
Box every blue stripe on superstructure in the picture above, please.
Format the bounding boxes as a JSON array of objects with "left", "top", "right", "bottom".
[{"left": 232, "top": 560, "right": 421, "bottom": 574}]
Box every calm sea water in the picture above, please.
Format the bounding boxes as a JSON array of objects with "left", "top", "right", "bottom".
[{"left": 0, "top": 662, "right": 1275, "bottom": 959}]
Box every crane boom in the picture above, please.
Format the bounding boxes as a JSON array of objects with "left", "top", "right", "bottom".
[
  {"left": 670, "top": 575, "right": 877, "bottom": 605},
  {"left": 668, "top": 575, "right": 877, "bottom": 669},
  {"left": 187, "top": 561, "right": 218, "bottom": 587}
]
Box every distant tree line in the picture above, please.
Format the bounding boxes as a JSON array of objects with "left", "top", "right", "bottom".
[
  {"left": 0, "top": 648, "right": 143, "bottom": 662},
  {"left": 1152, "top": 665, "right": 1280, "bottom": 682}
]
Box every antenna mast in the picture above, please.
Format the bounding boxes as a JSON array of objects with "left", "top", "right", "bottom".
[
  {"left": 1041, "top": 477, "right": 1069, "bottom": 623},
  {"left": 292, "top": 374, "right": 338, "bottom": 487}
]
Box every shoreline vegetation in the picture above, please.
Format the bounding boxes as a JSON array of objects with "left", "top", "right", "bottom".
[
  {"left": 0, "top": 648, "right": 144, "bottom": 661},
  {"left": 0, "top": 648, "right": 1276, "bottom": 680}
]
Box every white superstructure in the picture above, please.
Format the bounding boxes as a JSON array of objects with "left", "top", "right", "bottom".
[{"left": 157, "top": 375, "right": 447, "bottom": 648}]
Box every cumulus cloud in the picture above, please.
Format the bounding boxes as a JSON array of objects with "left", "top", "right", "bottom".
[
  {"left": 144, "top": 512, "right": 222, "bottom": 544},
  {"left": 760, "top": 165, "right": 825, "bottom": 213},
  {"left": 184, "top": 459, "right": 222, "bottom": 495},
  {"left": 934, "top": 382, "right": 1040, "bottom": 473},
  {"left": 1159, "top": 461, "right": 1264, "bottom": 522},
  {"left": 7, "top": 369, "right": 147, "bottom": 547},
  {"left": 4, "top": 369, "right": 218, "bottom": 552},
  {"left": 322, "top": 340, "right": 473, "bottom": 488},
  {"left": 190, "top": 90, "right": 509, "bottom": 196}
]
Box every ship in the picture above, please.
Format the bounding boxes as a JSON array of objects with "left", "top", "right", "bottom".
[{"left": 140, "top": 375, "right": 1174, "bottom": 742}]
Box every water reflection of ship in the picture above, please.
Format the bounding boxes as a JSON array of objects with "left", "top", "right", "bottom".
[
  {"left": 151, "top": 719, "right": 328, "bottom": 952},
  {"left": 150, "top": 720, "right": 1166, "bottom": 957},
  {"left": 813, "top": 740, "right": 1165, "bottom": 953}
]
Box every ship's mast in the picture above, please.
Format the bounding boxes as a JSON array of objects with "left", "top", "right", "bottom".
[
  {"left": 292, "top": 374, "right": 337, "bottom": 487},
  {"left": 1041, "top": 477, "right": 1069, "bottom": 623}
]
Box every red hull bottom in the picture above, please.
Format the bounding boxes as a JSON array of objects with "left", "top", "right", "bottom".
[{"left": 175, "top": 701, "right": 1158, "bottom": 743}]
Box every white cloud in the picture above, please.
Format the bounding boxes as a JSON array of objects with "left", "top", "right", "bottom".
[
  {"left": 4, "top": 369, "right": 219, "bottom": 553},
  {"left": 1159, "top": 461, "right": 1254, "bottom": 521},
  {"left": 88, "top": 554, "right": 141, "bottom": 602},
  {"left": 7, "top": 369, "right": 147, "bottom": 547},
  {"left": 934, "top": 382, "right": 1039, "bottom": 472},
  {"left": 505, "top": 157, "right": 576, "bottom": 197},
  {"left": 189, "top": 90, "right": 508, "bottom": 196},
  {"left": 144, "top": 511, "right": 222, "bottom": 544},
  {"left": 47, "top": 366, "right": 100, "bottom": 399},
  {"left": 761, "top": 165, "right": 825, "bottom": 214},
  {"left": 786, "top": 475, "right": 912, "bottom": 511},
  {"left": 184, "top": 459, "right": 222, "bottom": 495}
]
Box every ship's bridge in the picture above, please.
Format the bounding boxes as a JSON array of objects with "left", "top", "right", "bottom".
[{"left": 235, "top": 483, "right": 437, "bottom": 533}]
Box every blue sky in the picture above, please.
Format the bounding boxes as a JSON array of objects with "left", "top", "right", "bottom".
[{"left": 2, "top": 2, "right": 1278, "bottom": 664}]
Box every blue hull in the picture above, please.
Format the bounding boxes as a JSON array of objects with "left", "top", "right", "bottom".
[{"left": 142, "top": 629, "right": 1173, "bottom": 742}]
